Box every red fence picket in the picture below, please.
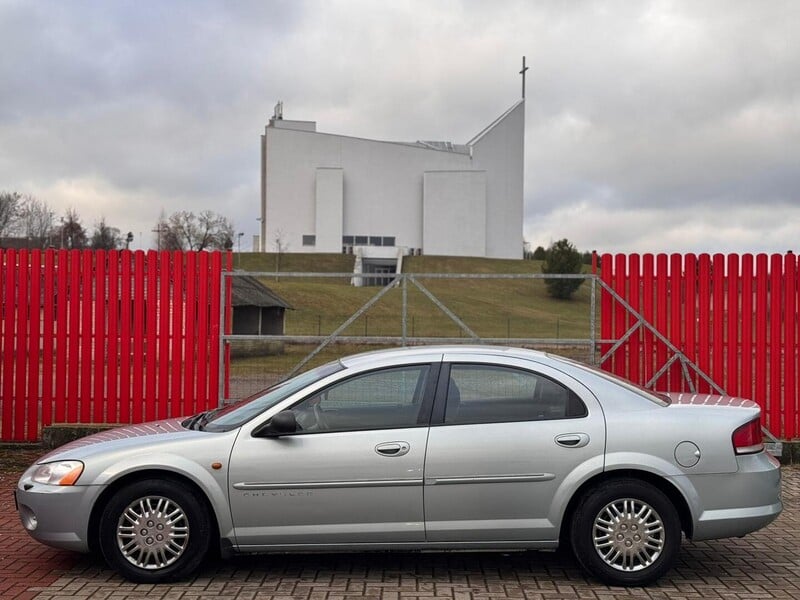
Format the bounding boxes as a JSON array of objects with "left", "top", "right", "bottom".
[
  {"left": 784, "top": 254, "right": 797, "bottom": 439},
  {"left": 683, "top": 254, "right": 697, "bottom": 392},
  {"left": 0, "top": 249, "right": 229, "bottom": 442},
  {"left": 2, "top": 252, "right": 14, "bottom": 437},
  {"left": 600, "top": 254, "right": 613, "bottom": 368},
  {"left": 14, "top": 250, "right": 28, "bottom": 439},
  {"left": 628, "top": 254, "right": 640, "bottom": 386},
  {"left": 769, "top": 254, "right": 782, "bottom": 434},
  {"left": 600, "top": 252, "right": 799, "bottom": 440},
  {"left": 642, "top": 254, "right": 655, "bottom": 386},
  {"left": 655, "top": 255, "right": 668, "bottom": 388},
  {"left": 726, "top": 254, "right": 739, "bottom": 398},
  {"left": 740, "top": 254, "right": 753, "bottom": 414}
]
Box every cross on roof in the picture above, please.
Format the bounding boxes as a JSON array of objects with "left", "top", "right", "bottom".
[{"left": 520, "top": 56, "right": 529, "bottom": 99}]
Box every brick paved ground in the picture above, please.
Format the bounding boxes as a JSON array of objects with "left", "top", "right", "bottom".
[
  {"left": 2, "top": 450, "right": 798, "bottom": 600},
  {"left": 0, "top": 449, "right": 78, "bottom": 600}
]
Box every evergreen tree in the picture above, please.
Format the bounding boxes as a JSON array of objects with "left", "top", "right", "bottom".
[
  {"left": 542, "top": 238, "right": 584, "bottom": 300},
  {"left": 61, "top": 208, "right": 88, "bottom": 249},
  {"left": 90, "top": 217, "right": 122, "bottom": 249}
]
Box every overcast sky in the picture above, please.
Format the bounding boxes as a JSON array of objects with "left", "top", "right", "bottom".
[{"left": 1, "top": 0, "right": 798, "bottom": 254}]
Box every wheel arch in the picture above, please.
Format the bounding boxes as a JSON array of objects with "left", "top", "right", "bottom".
[
  {"left": 86, "top": 469, "right": 222, "bottom": 556},
  {"left": 558, "top": 468, "right": 694, "bottom": 546}
]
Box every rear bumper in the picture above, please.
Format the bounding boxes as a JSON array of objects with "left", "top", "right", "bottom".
[
  {"left": 673, "top": 451, "right": 782, "bottom": 541},
  {"left": 693, "top": 500, "right": 782, "bottom": 540}
]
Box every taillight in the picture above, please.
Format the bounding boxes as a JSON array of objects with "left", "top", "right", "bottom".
[{"left": 732, "top": 419, "right": 764, "bottom": 455}]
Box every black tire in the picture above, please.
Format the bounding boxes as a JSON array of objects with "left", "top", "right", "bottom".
[
  {"left": 98, "top": 478, "right": 211, "bottom": 583},
  {"left": 570, "top": 479, "right": 681, "bottom": 586}
]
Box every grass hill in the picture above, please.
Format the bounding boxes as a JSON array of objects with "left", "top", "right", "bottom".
[{"left": 235, "top": 252, "right": 594, "bottom": 340}]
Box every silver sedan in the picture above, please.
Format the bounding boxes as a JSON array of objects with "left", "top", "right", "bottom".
[{"left": 16, "top": 346, "right": 781, "bottom": 586}]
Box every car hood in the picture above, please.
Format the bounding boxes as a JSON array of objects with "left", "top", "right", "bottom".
[
  {"left": 664, "top": 392, "right": 759, "bottom": 409},
  {"left": 38, "top": 418, "right": 190, "bottom": 462}
]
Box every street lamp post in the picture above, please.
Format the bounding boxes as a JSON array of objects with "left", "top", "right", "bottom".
[{"left": 151, "top": 225, "right": 166, "bottom": 251}]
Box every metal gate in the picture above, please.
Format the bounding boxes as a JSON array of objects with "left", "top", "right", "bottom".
[{"left": 220, "top": 270, "right": 599, "bottom": 400}]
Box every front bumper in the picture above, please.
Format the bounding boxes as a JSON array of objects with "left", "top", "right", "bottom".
[{"left": 15, "top": 480, "right": 103, "bottom": 553}]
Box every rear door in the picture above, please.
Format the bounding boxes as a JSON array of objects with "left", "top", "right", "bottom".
[{"left": 423, "top": 354, "right": 605, "bottom": 542}]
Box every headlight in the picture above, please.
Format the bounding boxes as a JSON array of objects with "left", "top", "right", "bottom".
[{"left": 31, "top": 461, "right": 84, "bottom": 486}]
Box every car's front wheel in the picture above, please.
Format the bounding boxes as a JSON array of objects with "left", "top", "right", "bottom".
[
  {"left": 98, "top": 478, "right": 211, "bottom": 583},
  {"left": 570, "top": 479, "right": 681, "bottom": 586}
]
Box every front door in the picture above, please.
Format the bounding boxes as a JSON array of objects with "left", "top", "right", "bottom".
[{"left": 228, "top": 363, "right": 436, "bottom": 549}]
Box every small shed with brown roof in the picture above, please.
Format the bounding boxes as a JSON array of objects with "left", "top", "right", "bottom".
[{"left": 231, "top": 276, "right": 291, "bottom": 335}]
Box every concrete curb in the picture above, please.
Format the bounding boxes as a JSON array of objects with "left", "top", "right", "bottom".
[{"left": 40, "top": 424, "right": 116, "bottom": 449}]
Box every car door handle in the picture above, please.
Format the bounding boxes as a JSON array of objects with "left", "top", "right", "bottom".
[
  {"left": 555, "top": 433, "right": 590, "bottom": 448},
  {"left": 375, "top": 442, "right": 410, "bottom": 457}
]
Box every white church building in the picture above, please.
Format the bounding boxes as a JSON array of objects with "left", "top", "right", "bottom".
[{"left": 258, "top": 98, "right": 525, "bottom": 268}]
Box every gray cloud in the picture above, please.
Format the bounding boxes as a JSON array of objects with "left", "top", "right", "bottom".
[{"left": 0, "top": 0, "right": 797, "bottom": 252}]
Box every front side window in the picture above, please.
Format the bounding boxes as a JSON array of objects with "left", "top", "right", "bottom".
[
  {"left": 444, "top": 364, "right": 586, "bottom": 425},
  {"left": 291, "top": 365, "right": 430, "bottom": 433}
]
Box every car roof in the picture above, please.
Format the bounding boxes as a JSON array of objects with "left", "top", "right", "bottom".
[{"left": 338, "top": 345, "right": 551, "bottom": 369}]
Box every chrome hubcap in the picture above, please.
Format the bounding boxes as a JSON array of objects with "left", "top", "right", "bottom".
[
  {"left": 116, "top": 496, "right": 189, "bottom": 570},
  {"left": 593, "top": 498, "right": 664, "bottom": 571}
]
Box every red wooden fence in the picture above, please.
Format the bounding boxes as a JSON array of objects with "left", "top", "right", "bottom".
[
  {"left": 600, "top": 253, "right": 799, "bottom": 440},
  {"left": 0, "top": 249, "right": 231, "bottom": 442}
]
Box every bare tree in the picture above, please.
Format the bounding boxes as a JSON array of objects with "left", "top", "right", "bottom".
[
  {"left": 17, "top": 195, "right": 56, "bottom": 247},
  {"left": 273, "top": 228, "right": 288, "bottom": 276},
  {"left": 155, "top": 210, "right": 234, "bottom": 251},
  {"left": 90, "top": 217, "right": 122, "bottom": 250},
  {"left": 0, "top": 191, "right": 22, "bottom": 237}
]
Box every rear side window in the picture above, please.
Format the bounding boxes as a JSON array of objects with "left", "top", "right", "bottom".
[{"left": 444, "top": 364, "right": 587, "bottom": 425}]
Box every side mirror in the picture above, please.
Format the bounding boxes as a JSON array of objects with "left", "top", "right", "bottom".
[{"left": 253, "top": 410, "right": 298, "bottom": 437}]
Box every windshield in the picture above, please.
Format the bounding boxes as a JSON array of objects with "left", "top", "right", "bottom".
[{"left": 201, "top": 360, "right": 345, "bottom": 432}]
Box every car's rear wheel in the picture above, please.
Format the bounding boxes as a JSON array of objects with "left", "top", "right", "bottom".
[
  {"left": 98, "top": 478, "right": 211, "bottom": 583},
  {"left": 570, "top": 479, "right": 681, "bottom": 586}
]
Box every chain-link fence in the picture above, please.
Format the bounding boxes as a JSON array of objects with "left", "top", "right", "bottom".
[{"left": 221, "top": 271, "right": 600, "bottom": 402}]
